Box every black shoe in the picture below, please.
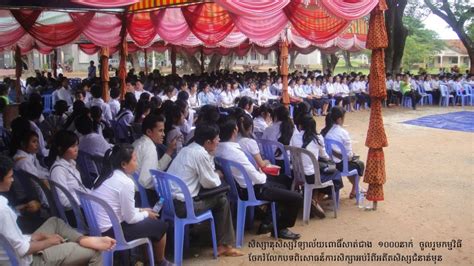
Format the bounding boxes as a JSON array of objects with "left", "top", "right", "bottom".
[
  {"left": 273, "top": 228, "right": 301, "bottom": 240},
  {"left": 257, "top": 222, "right": 273, "bottom": 235}
]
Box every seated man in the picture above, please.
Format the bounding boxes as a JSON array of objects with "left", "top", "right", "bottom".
[
  {"left": 0, "top": 154, "right": 116, "bottom": 265},
  {"left": 216, "top": 118, "right": 303, "bottom": 240},
  {"left": 76, "top": 114, "right": 112, "bottom": 157},
  {"left": 133, "top": 114, "right": 176, "bottom": 206},
  {"left": 167, "top": 123, "right": 243, "bottom": 257}
]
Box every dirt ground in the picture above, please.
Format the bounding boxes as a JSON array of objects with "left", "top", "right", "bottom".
[{"left": 181, "top": 105, "right": 474, "bottom": 266}]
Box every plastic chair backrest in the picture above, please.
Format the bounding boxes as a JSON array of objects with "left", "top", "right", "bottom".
[
  {"left": 42, "top": 94, "right": 53, "bottom": 113},
  {"left": 324, "top": 139, "right": 350, "bottom": 174},
  {"left": 242, "top": 150, "right": 258, "bottom": 170},
  {"left": 14, "top": 170, "right": 58, "bottom": 217},
  {"left": 215, "top": 157, "right": 258, "bottom": 202},
  {"left": 49, "top": 180, "right": 87, "bottom": 233},
  {"left": 463, "top": 84, "right": 472, "bottom": 94},
  {"left": 77, "top": 151, "right": 100, "bottom": 189},
  {"left": 285, "top": 145, "right": 323, "bottom": 186},
  {"left": 132, "top": 173, "right": 150, "bottom": 208},
  {"left": 256, "top": 138, "right": 291, "bottom": 176},
  {"left": 0, "top": 234, "right": 19, "bottom": 266},
  {"left": 76, "top": 190, "right": 127, "bottom": 245},
  {"left": 440, "top": 85, "right": 449, "bottom": 97},
  {"left": 150, "top": 169, "right": 197, "bottom": 220}
]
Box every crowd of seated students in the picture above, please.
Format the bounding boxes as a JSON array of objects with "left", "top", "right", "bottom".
[
  {"left": 0, "top": 66, "right": 472, "bottom": 265},
  {"left": 385, "top": 71, "right": 473, "bottom": 109}
]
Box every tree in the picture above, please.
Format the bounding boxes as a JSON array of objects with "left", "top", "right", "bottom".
[
  {"left": 423, "top": 0, "right": 474, "bottom": 73},
  {"left": 289, "top": 50, "right": 299, "bottom": 70},
  {"left": 343, "top": 51, "right": 352, "bottom": 68},
  {"left": 321, "top": 53, "right": 339, "bottom": 74},
  {"left": 385, "top": 0, "right": 408, "bottom": 74},
  {"left": 402, "top": 16, "right": 445, "bottom": 70},
  {"left": 207, "top": 54, "right": 222, "bottom": 72}
]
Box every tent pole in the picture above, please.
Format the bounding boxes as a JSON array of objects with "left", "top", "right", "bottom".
[
  {"left": 100, "top": 47, "right": 110, "bottom": 102},
  {"left": 14, "top": 45, "right": 22, "bottom": 102},
  {"left": 118, "top": 13, "right": 128, "bottom": 99},
  {"left": 171, "top": 46, "right": 177, "bottom": 75},
  {"left": 280, "top": 40, "right": 290, "bottom": 108},
  {"left": 52, "top": 49, "right": 58, "bottom": 78}
]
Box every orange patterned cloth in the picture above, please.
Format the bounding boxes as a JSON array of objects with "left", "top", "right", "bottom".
[{"left": 364, "top": 0, "right": 389, "bottom": 201}]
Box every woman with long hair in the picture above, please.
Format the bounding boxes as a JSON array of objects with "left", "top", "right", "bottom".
[
  {"left": 321, "top": 106, "right": 364, "bottom": 200},
  {"left": 93, "top": 144, "right": 171, "bottom": 265}
]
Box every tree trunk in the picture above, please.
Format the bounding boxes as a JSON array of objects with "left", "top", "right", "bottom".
[
  {"left": 223, "top": 54, "right": 235, "bottom": 70},
  {"left": 26, "top": 52, "right": 35, "bottom": 76},
  {"left": 207, "top": 54, "right": 222, "bottom": 73},
  {"left": 321, "top": 53, "right": 339, "bottom": 74},
  {"left": 385, "top": 0, "right": 408, "bottom": 74},
  {"left": 183, "top": 52, "right": 201, "bottom": 74},
  {"left": 343, "top": 51, "right": 352, "bottom": 68},
  {"left": 289, "top": 50, "right": 299, "bottom": 70},
  {"left": 129, "top": 53, "right": 141, "bottom": 72}
]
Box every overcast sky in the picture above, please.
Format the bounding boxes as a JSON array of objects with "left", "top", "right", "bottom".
[{"left": 423, "top": 13, "right": 459, "bottom": 39}]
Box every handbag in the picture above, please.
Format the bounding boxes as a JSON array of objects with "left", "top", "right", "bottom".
[
  {"left": 194, "top": 184, "right": 230, "bottom": 201},
  {"left": 318, "top": 157, "right": 337, "bottom": 175}
]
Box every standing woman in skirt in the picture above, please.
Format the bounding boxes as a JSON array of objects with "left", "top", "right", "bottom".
[{"left": 92, "top": 144, "right": 172, "bottom": 266}]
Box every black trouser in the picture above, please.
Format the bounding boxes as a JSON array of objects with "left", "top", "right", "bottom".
[
  {"left": 404, "top": 91, "right": 422, "bottom": 109},
  {"left": 336, "top": 160, "right": 365, "bottom": 177},
  {"left": 238, "top": 175, "right": 303, "bottom": 230}
]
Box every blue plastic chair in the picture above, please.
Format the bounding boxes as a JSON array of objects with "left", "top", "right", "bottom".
[
  {"left": 455, "top": 87, "right": 470, "bottom": 107},
  {"left": 76, "top": 151, "right": 100, "bottom": 189},
  {"left": 14, "top": 170, "right": 58, "bottom": 217},
  {"left": 416, "top": 85, "right": 433, "bottom": 106},
  {"left": 215, "top": 157, "right": 277, "bottom": 248},
  {"left": 150, "top": 169, "right": 217, "bottom": 266},
  {"left": 401, "top": 95, "right": 412, "bottom": 108},
  {"left": 0, "top": 234, "right": 19, "bottom": 266},
  {"left": 132, "top": 172, "right": 151, "bottom": 208},
  {"left": 324, "top": 139, "right": 361, "bottom": 206},
  {"left": 285, "top": 145, "right": 338, "bottom": 223},
  {"left": 76, "top": 190, "right": 155, "bottom": 266},
  {"left": 256, "top": 139, "right": 291, "bottom": 176},
  {"left": 49, "top": 180, "right": 88, "bottom": 234},
  {"left": 439, "top": 85, "right": 454, "bottom": 107},
  {"left": 42, "top": 94, "right": 53, "bottom": 114},
  {"left": 463, "top": 84, "right": 473, "bottom": 105}
]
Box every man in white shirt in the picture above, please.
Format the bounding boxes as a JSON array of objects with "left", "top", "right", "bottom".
[
  {"left": 167, "top": 123, "right": 243, "bottom": 257},
  {"left": 216, "top": 119, "right": 303, "bottom": 239},
  {"left": 52, "top": 78, "right": 73, "bottom": 107},
  {"left": 133, "top": 114, "right": 176, "bottom": 205},
  {"left": 76, "top": 115, "right": 112, "bottom": 157},
  {"left": 87, "top": 84, "right": 113, "bottom": 122},
  {"left": 0, "top": 154, "right": 116, "bottom": 265},
  {"left": 27, "top": 102, "right": 49, "bottom": 157}
]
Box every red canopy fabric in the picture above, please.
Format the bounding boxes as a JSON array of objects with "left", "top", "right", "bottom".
[
  {"left": 70, "top": 0, "right": 139, "bottom": 8},
  {"left": 0, "top": 1, "right": 373, "bottom": 54}
]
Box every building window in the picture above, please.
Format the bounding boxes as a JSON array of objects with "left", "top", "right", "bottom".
[
  {"left": 263, "top": 55, "right": 269, "bottom": 60},
  {"left": 238, "top": 56, "right": 244, "bottom": 60},
  {"left": 449, "top": 57, "right": 458, "bottom": 64}
]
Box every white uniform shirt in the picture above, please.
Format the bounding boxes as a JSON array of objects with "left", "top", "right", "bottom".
[
  {"left": 50, "top": 158, "right": 89, "bottom": 208},
  {"left": 216, "top": 142, "right": 266, "bottom": 188},
  {"left": 132, "top": 135, "right": 172, "bottom": 189},
  {"left": 290, "top": 131, "right": 329, "bottom": 176},
  {"left": 109, "top": 98, "right": 121, "bottom": 119},
  {"left": 219, "top": 91, "right": 234, "bottom": 108},
  {"left": 166, "top": 142, "right": 221, "bottom": 201},
  {"left": 79, "top": 133, "right": 112, "bottom": 157},
  {"left": 0, "top": 196, "right": 32, "bottom": 265},
  {"left": 93, "top": 170, "right": 148, "bottom": 232},
  {"left": 294, "top": 85, "right": 308, "bottom": 98},
  {"left": 13, "top": 150, "right": 49, "bottom": 180},
  {"left": 325, "top": 83, "right": 335, "bottom": 95},
  {"left": 312, "top": 85, "right": 325, "bottom": 97},
  {"left": 253, "top": 116, "right": 269, "bottom": 134},
  {"left": 324, "top": 124, "right": 353, "bottom": 163},
  {"left": 88, "top": 98, "right": 113, "bottom": 122}
]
